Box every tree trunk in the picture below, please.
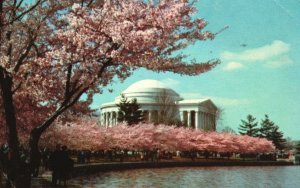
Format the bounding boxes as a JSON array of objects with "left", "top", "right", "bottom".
[
  {"left": 28, "top": 105, "right": 67, "bottom": 179},
  {"left": 0, "top": 68, "right": 31, "bottom": 187},
  {"left": 29, "top": 128, "right": 42, "bottom": 178}
]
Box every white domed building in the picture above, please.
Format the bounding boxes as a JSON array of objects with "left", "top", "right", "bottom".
[{"left": 100, "top": 80, "right": 218, "bottom": 131}]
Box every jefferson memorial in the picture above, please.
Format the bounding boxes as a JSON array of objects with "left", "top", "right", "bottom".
[{"left": 100, "top": 80, "right": 218, "bottom": 131}]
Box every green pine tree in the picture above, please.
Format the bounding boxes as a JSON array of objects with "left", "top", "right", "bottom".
[
  {"left": 117, "top": 94, "right": 143, "bottom": 125},
  {"left": 259, "top": 114, "right": 274, "bottom": 138},
  {"left": 238, "top": 114, "right": 259, "bottom": 137},
  {"left": 259, "top": 114, "right": 286, "bottom": 150},
  {"left": 270, "top": 125, "right": 286, "bottom": 150}
]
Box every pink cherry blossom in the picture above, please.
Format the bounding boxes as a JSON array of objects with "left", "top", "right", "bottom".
[{"left": 38, "top": 120, "right": 275, "bottom": 154}]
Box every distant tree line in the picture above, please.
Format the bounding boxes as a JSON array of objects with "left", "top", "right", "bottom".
[{"left": 238, "top": 114, "right": 286, "bottom": 150}]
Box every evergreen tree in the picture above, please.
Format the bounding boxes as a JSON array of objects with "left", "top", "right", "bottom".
[
  {"left": 269, "top": 126, "right": 286, "bottom": 150},
  {"left": 259, "top": 114, "right": 274, "bottom": 138},
  {"left": 259, "top": 114, "right": 286, "bottom": 150},
  {"left": 117, "top": 94, "right": 143, "bottom": 125},
  {"left": 238, "top": 114, "right": 259, "bottom": 137}
]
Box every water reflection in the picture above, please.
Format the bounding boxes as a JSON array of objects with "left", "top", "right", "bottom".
[{"left": 69, "top": 166, "right": 300, "bottom": 188}]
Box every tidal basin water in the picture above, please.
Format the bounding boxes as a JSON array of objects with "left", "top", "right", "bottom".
[{"left": 68, "top": 166, "right": 300, "bottom": 188}]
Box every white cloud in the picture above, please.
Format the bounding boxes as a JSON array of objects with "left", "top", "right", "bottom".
[
  {"left": 220, "top": 40, "right": 294, "bottom": 69},
  {"left": 223, "top": 62, "right": 245, "bottom": 71},
  {"left": 181, "top": 92, "right": 251, "bottom": 107},
  {"left": 265, "top": 55, "right": 294, "bottom": 68},
  {"left": 221, "top": 40, "right": 290, "bottom": 62}
]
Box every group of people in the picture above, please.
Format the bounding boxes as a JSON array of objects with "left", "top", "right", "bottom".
[
  {"left": 0, "top": 143, "right": 74, "bottom": 186},
  {"left": 49, "top": 145, "right": 74, "bottom": 186},
  {"left": 0, "top": 144, "right": 32, "bottom": 187}
]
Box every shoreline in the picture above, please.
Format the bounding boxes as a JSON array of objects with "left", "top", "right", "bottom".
[
  {"left": 27, "top": 160, "right": 295, "bottom": 187},
  {"left": 72, "top": 160, "right": 294, "bottom": 177}
]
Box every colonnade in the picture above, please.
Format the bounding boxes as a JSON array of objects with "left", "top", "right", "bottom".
[
  {"left": 101, "top": 110, "right": 216, "bottom": 131},
  {"left": 180, "top": 110, "right": 216, "bottom": 131},
  {"left": 101, "top": 111, "right": 118, "bottom": 127},
  {"left": 101, "top": 110, "right": 161, "bottom": 127}
]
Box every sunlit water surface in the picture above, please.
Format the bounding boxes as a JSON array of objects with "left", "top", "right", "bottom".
[{"left": 68, "top": 166, "right": 300, "bottom": 188}]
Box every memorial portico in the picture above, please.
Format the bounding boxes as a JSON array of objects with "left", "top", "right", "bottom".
[{"left": 100, "top": 80, "right": 217, "bottom": 131}]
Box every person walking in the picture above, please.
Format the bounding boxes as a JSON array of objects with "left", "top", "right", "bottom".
[
  {"left": 58, "top": 145, "right": 73, "bottom": 186},
  {"left": 49, "top": 145, "right": 74, "bottom": 186},
  {"left": 49, "top": 144, "right": 61, "bottom": 186}
]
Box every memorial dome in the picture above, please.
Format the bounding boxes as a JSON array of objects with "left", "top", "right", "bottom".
[{"left": 115, "top": 79, "right": 182, "bottom": 104}]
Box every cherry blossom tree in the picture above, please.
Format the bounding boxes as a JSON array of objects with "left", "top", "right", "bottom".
[
  {"left": 1, "top": 0, "right": 220, "bottom": 186},
  {"left": 40, "top": 121, "right": 275, "bottom": 156},
  {"left": 40, "top": 117, "right": 102, "bottom": 150}
]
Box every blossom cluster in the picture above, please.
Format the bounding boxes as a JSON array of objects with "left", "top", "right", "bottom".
[{"left": 40, "top": 121, "right": 275, "bottom": 154}]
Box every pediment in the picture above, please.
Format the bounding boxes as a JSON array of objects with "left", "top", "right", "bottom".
[{"left": 199, "top": 99, "right": 218, "bottom": 111}]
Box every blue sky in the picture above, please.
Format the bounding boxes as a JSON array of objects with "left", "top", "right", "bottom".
[{"left": 93, "top": 0, "right": 300, "bottom": 140}]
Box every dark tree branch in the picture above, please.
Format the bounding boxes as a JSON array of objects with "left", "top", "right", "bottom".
[
  {"left": 64, "top": 64, "right": 73, "bottom": 101},
  {"left": 12, "top": 72, "right": 29, "bottom": 94},
  {"left": 6, "top": 31, "right": 13, "bottom": 63},
  {"left": 13, "top": 0, "right": 17, "bottom": 7},
  {"left": 12, "top": 82, "right": 22, "bottom": 94},
  {"left": 9, "top": 0, "right": 42, "bottom": 24},
  {"left": 33, "top": 58, "right": 112, "bottom": 135},
  {"left": 87, "top": 0, "right": 95, "bottom": 7},
  {"left": 16, "top": 0, "right": 24, "bottom": 9},
  {"left": 14, "top": 36, "right": 37, "bottom": 72}
]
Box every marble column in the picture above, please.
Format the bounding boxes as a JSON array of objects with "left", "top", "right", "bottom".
[
  {"left": 116, "top": 112, "right": 119, "bottom": 125},
  {"left": 101, "top": 113, "right": 104, "bottom": 127},
  {"left": 187, "top": 111, "right": 191, "bottom": 128},
  {"left": 202, "top": 112, "right": 205, "bottom": 130},
  {"left": 195, "top": 111, "right": 199, "bottom": 130},
  {"left": 105, "top": 112, "right": 109, "bottom": 127},
  {"left": 112, "top": 112, "right": 116, "bottom": 126},
  {"left": 206, "top": 113, "right": 209, "bottom": 130},
  {"left": 109, "top": 112, "right": 112, "bottom": 127},
  {"left": 208, "top": 114, "right": 212, "bottom": 130},
  {"left": 104, "top": 113, "right": 106, "bottom": 127},
  {"left": 148, "top": 111, "right": 152, "bottom": 123},
  {"left": 213, "top": 115, "right": 216, "bottom": 130},
  {"left": 112, "top": 112, "right": 114, "bottom": 126},
  {"left": 107, "top": 112, "right": 110, "bottom": 127},
  {"left": 179, "top": 111, "right": 184, "bottom": 125},
  {"left": 210, "top": 114, "right": 213, "bottom": 130},
  {"left": 203, "top": 112, "right": 206, "bottom": 130}
]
